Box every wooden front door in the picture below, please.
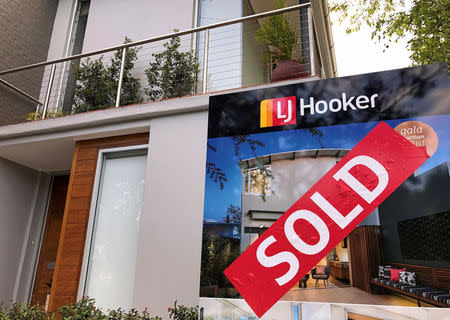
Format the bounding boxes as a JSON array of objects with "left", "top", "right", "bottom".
[{"left": 31, "top": 175, "right": 69, "bottom": 307}]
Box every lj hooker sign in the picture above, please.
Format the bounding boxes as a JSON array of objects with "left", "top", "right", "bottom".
[
  {"left": 203, "top": 63, "right": 449, "bottom": 317},
  {"left": 224, "top": 122, "right": 429, "bottom": 317}
]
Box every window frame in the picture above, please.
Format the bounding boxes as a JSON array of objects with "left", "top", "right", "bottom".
[{"left": 77, "top": 144, "right": 148, "bottom": 301}]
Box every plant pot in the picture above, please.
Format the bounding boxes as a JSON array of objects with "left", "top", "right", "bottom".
[
  {"left": 270, "top": 60, "right": 308, "bottom": 82},
  {"left": 225, "top": 287, "right": 239, "bottom": 297},
  {"left": 200, "top": 285, "right": 219, "bottom": 297}
]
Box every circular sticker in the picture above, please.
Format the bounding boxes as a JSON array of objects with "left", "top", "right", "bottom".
[{"left": 394, "top": 121, "right": 438, "bottom": 156}]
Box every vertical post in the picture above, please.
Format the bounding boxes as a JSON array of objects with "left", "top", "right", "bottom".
[
  {"left": 307, "top": 7, "right": 316, "bottom": 76},
  {"left": 115, "top": 47, "right": 127, "bottom": 108},
  {"left": 199, "top": 307, "right": 204, "bottom": 320},
  {"left": 202, "top": 29, "right": 210, "bottom": 93},
  {"left": 42, "top": 64, "right": 57, "bottom": 119}
]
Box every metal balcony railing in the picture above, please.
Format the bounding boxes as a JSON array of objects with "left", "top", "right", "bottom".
[{"left": 0, "top": 3, "right": 317, "bottom": 124}]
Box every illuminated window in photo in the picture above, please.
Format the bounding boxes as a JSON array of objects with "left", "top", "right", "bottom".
[{"left": 245, "top": 166, "right": 271, "bottom": 195}]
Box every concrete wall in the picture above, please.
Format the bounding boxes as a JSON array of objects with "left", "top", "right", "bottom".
[
  {"left": 0, "top": 0, "right": 58, "bottom": 125},
  {"left": 0, "top": 158, "right": 42, "bottom": 303},
  {"left": 133, "top": 111, "right": 208, "bottom": 318}
]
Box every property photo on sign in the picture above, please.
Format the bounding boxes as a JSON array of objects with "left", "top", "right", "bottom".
[{"left": 200, "top": 64, "right": 450, "bottom": 317}]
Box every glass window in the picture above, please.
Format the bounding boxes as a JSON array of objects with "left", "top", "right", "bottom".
[
  {"left": 83, "top": 148, "right": 147, "bottom": 310},
  {"left": 198, "top": 0, "right": 243, "bottom": 91},
  {"left": 245, "top": 166, "right": 271, "bottom": 195}
]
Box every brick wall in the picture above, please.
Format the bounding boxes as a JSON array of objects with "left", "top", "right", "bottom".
[{"left": 0, "top": 0, "right": 58, "bottom": 126}]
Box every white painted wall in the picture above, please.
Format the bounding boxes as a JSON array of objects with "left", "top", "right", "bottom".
[
  {"left": 0, "top": 158, "right": 41, "bottom": 304},
  {"left": 82, "top": 0, "right": 196, "bottom": 52},
  {"left": 133, "top": 110, "right": 208, "bottom": 318}
]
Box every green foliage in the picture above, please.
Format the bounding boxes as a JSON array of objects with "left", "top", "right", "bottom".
[
  {"left": 58, "top": 298, "right": 161, "bottom": 320},
  {"left": 0, "top": 303, "right": 54, "bottom": 320},
  {"left": 200, "top": 231, "right": 240, "bottom": 288},
  {"left": 108, "top": 38, "right": 142, "bottom": 107},
  {"left": 72, "top": 56, "right": 115, "bottom": 113},
  {"left": 145, "top": 32, "right": 199, "bottom": 101},
  {"left": 72, "top": 37, "right": 142, "bottom": 113},
  {"left": 330, "top": 0, "right": 449, "bottom": 67},
  {"left": 167, "top": 301, "right": 198, "bottom": 320},
  {"left": 104, "top": 308, "right": 160, "bottom": 320},
  {"left": 0, "top": 299, "right": 202, "bottom": 320},
  {"left": 255, "top": 0, "right": 300, "bottom": 64},
  {"left": 224, "top": 204, "right": 241, "bottom": 224},
  {"left": 58, "top": 298, "right": 105, "bottom": 320},
  {"left": 25, "top": 110, "right": 66, "bottom": 121}
]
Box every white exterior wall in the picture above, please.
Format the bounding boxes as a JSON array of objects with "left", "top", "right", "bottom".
[
  {"left": 0, "top": 158, "right": 42, "bottom": 303},
  {"left": 133, "top": 110, "right": 207, "bottom": 317},
  {"left": 82, "top": 0, "right": 196, "bottom": 53}
]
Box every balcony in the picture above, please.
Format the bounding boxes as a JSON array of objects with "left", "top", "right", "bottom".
[{"left": 0, "top": 3, "right": 336, "bottom": 127}]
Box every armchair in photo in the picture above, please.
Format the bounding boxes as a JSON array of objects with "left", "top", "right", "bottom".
[{"left": 311, "top": 266, "right": 330, "bottom": 287}]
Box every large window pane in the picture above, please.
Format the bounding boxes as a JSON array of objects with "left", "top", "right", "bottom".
[{"left": 84, "top": 150, "right": 147, "bottom": 310}]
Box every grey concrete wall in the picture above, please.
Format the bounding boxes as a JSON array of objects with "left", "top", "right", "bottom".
[
  {"left": 0, "top": 0, "right": 58, "bottom": 125},
  {"left": 133, "top": 111, "right": 207, "bottom": 319},
  {"left": 0, "top": 158, "right": 41, "bottom": 304}
]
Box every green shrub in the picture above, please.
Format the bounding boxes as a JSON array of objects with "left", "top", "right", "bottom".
[
  {"left": 108, "top": 38, "right": 142, "bottom": 107},
  {"left": 25, "top": 110, "right": 66, "bottom": 121},
  {"left": 145, "top": 32, "right": 199, "bottom": 101},
  {"left": 0, "top": 298, "right": 193, "bottom": 320},
  {"left": 58, "top": 298, "right": 161, "bottom": 320},
  {"left": 200, "top": 231, "right": 240, "bottom": 288},
  {"left": 72, "top": 37, "right": 142, "bottom": 113},
  {"left": 168, "top": 301, "right": 198, "bottom": 320},
  {"left": 255, "top": 0, "right": 300, "bottom": 64},
  {"left": 0, "top": 303, "right": 54, "bottom": 320},
  {"left": 72, "top": 56, "right": 114, "bottom": 113}
]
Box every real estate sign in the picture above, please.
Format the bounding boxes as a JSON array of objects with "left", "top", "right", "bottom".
[{"left": 201, "top": 63, "right": 450, "bottom": 316}]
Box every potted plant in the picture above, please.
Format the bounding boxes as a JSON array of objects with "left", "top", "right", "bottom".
[{"left": 255, "top": 0, "right": 307, "bottom": 82}]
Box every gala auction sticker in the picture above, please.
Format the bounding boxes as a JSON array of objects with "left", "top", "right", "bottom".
[{"left": 394, "top": 121, "right": 439, "bottom": 156}]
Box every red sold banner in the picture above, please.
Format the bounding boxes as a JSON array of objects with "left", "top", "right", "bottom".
[{"left": 224, "top": 121, "right": 430, "bottom": 317}]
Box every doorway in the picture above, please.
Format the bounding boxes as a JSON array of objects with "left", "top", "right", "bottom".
[{"left": 31, "top": 175, "right": 69, "bottom": 307}]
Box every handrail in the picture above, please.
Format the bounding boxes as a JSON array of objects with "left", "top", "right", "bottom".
[
  {"left": 0, "top": 3, "right": 310, "bottom": 76},
  {"left": 0, "top": 78, "right": 43, "bottom": 105}
]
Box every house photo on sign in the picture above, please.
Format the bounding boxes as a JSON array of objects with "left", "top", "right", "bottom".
[{"left": 199, "top": 63, "right": 450, "bottom": 318}]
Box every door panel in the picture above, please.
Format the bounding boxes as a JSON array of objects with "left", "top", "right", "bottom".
[{"left": 31, "top": 175, "right": 69, "bottom": 306}]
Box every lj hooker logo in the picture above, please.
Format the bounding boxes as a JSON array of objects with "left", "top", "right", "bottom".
[{"left": 260, "top": 96, "right": 296, "bottom": 128}]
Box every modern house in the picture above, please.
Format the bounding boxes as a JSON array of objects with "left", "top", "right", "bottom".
[{"left": 0, "top": 0, "right": 337, "bottom": 318}]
